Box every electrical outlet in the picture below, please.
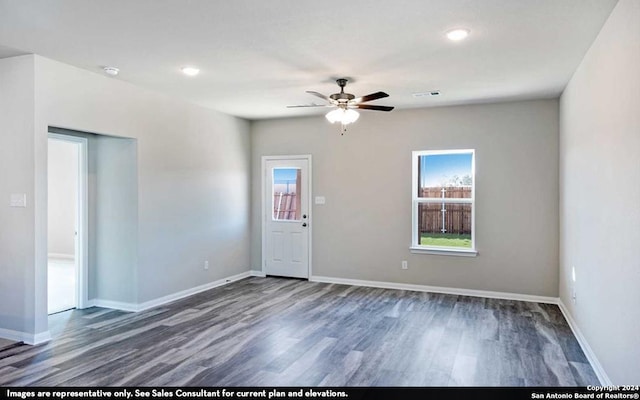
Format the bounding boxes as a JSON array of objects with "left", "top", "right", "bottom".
[
  {"left": 204, "top": 260, "right": 209, "bottom": 270},
  {"left": 401, "top": 260, "right": 408, "bottom": 270}
]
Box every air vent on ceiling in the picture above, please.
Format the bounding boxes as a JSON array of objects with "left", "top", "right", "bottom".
[{"left": 412, "top": 90, "right": 441, "bottom": 97}]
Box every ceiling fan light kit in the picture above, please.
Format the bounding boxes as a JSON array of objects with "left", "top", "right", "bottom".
[
  {"left": 325, "top": 108, "right": 360, "bottom": 124},
  {"left": 288, "top": 78, "right": 394, "bottom": 135}
]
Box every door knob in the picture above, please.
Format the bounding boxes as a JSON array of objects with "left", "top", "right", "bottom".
[
  {"left": 302, "top": 223, "right": 307, "bottom": 227},
  {"left": 303, "top": 214, "right": 307, "bottom": 219}
]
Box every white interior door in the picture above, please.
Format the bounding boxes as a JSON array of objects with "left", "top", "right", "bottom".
[{"left": 263, "top": 156, "right": 310, "bottom": 279}]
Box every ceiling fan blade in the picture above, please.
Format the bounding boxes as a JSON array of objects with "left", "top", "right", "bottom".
[
  {"left": 353, "top": 91, "right": 389, "bottom": 104},
  {"left": 357, "top": 104, "right": 395, "bottom": 112},
  {"left": 306, "top": 91, "right": 330, "bottom": 101},
  {"left": 287, "top": 104, "right": 329, "bottom": 108}
]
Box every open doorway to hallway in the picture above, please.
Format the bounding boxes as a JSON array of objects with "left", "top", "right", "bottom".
[{"left": 47, "top": 134, "right": 87, "bottom": 314}]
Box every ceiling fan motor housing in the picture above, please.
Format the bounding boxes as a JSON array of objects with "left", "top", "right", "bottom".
[
  {"left": 330, "top": 92, "right": 355, "bottom": 102},
  {"left": 331, "top": 79, "right": 355, "bottom": 102}
]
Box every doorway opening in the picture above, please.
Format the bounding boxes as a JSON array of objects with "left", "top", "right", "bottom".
[{"left": 47, "top": 133, "right": 88, "bottom": 314}]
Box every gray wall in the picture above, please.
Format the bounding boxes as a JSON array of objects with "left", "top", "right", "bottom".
[
  {"left": 94, "top": 135, "right": 138, "bottom": 303},
  {"left": 0, "top": 55, "right": 37, "bottom": 335},
  {"left": 251, "top": 99, "right": 559, "bottom": 297},
  {"left": 33, "top": 56, "right": 252, "bottom": 313},
  {"left": 47, "top": 139, "right": 77, "bottom": 257},
  {"left": 0, "top": 54, "right": 251, "bottom": 338},
  {"left": 559, "top": 0, "right": 640, "bottom": 384}
]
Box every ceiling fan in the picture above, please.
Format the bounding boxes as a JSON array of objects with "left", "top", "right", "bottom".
[{"left": 288, "top": 78, "right": 394, "bottom": 134}]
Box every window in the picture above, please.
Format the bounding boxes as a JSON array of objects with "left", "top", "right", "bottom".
[
  {"left": 411, "top": 149, "right": 476, "bottom": 256},
  {"left": 272, "top": 168, "right": 301, "bottom": 221}
]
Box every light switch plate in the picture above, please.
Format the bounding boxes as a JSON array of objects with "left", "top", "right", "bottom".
[
  {"left": 10, "top": 193, "right": 27, "bottom": 208},
  {"left": 314, "top": 196, "right": 326, "bottom": 205}
]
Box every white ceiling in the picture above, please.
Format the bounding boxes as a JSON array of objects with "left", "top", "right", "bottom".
[{"left": 0, "top": 0, "right": 617, "bottom": 120}]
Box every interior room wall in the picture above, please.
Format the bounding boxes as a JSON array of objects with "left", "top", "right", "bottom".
[
  {"left": 559, "top": 0, "right": 639, "bottom": 384},
  {"left": 34, "top": 55, "right": 252, "bottom": 306},
  {"left": 0, "top": 55, "right": 37, "bottom": 338},
  {"left": 94, "top": 135, "right": 139, "bottom": 303},
  {"left": 0, "top": 54, "right": 254, "bottom": 340},
  {"left": 251, "top": 98, "right": 559, "bottom": 297},
  {"left": 47, "top": 139, "right": 78, "bottom": 258}
]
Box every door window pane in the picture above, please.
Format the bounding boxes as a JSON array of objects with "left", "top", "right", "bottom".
[{"left": 273, "top": 168, "right": 301, "bottom": 221}]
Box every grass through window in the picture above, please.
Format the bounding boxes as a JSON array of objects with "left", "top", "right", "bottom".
[{"left": 420, "top": 232, "right": 471, "bottom": 248}]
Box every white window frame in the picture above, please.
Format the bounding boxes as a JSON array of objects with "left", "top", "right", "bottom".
[{"left": 410, "top": 149, "right": 477, "bottom": 257}]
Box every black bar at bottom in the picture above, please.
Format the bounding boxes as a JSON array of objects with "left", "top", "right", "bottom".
[{"left": 1, "top": 387, "right": 639, "bottom": 400}]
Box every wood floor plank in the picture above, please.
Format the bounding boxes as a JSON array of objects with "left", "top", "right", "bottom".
[
  {"left": 0, "top": 338, "right": 21, "bottom": 353},
  {"left": 0, "top": 276, "right": 599, "bottom": 386},
  {"left": 449, "top": 354, "right": 477, "bottom": 386}
]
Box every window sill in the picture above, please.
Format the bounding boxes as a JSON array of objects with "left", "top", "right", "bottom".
[{"left": 409, "top": 246, "right": 478, "bottom": 257}]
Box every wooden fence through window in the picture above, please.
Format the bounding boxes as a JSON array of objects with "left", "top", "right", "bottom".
[
  {"left": 419, "top": 187, "right": 472, "bottom": 235},
  {"left": 273, "top": 192, "right": 298, "bottom": 220}
]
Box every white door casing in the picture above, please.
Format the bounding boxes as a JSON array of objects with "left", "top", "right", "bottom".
[{"left": 262, "top": 155, "right": 311, "bottom": 279}]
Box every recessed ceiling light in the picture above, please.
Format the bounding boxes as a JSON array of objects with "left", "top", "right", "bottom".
[
  {"left": 103, "top": 66, "right": 119, "bottom": 76},
  {"left": 181, "top": 66, "right": 200, "bottom": 76},
  {"left": 446, "top": 28, "right": 470, "bottom": 41}
]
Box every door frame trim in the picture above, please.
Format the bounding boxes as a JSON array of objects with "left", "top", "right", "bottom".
[
  {"left": 47, "top": 133, "right": 89, "bottom": 309},
  {"left": 261, "top": 155, "right": 312, "bottom": 279}
]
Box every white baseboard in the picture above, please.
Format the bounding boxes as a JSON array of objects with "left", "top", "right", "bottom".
[
  {"left": 0, "top": 328, "right": 27, "bottom": 344},
  {"left": 310, "top": 275, "right": 559, "bottom": 304},
  {"left": 87, "top": 299, "right": 138, "bottom": 312},
  {"left": 31, "top": 331, "right": 52, "bottom": 345},
  {"left": 557, "top": 300, "right": 612, "bottom": 385},
  {"left": 0, "top": 328, "right": 51, "bottom": 345},
  {"left": 136, "top": 271, "right": 251, "bottom": 311},
  {"left": 87, "top": 271, "right": 252, "bottom": 313},
  {"left": 47, "top": 253, "right": 74, "bottom": 261},
  {"left": 250, "top": 270, "right": 266, "bottom": 277}
]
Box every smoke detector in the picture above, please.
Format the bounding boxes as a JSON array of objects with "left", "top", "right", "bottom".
[{"left": 103, "top": 66, "right": 120, "bottom": 76}]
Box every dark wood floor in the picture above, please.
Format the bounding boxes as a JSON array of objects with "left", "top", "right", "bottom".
[
  {"left": 0, "top": 277, "right": 598, "bottom": 386},
  {"left": 0, "top": 338, "right": 21, "bottom": 353}
]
